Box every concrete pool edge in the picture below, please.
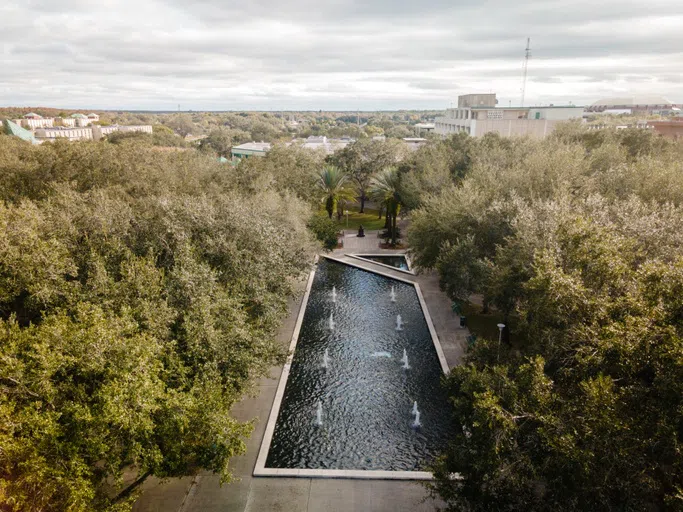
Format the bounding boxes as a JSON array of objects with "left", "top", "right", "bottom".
[
  {"left": 253, "top": 261, "right": 318, "bottom": 477},
  {"left": 253, "top": 468, "right": 434, "bottom": 480},
  {"left": 253, "top": 254, "right": 449, "bottom": 480},
  {"left": 347, "top": 253, "right": 416, "bottom": 275}
]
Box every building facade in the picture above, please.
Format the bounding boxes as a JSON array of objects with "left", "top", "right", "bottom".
[
  {"left": 413, "top": 123, "right": 435, "bottom": 136},
  {"left": 35, "top": 127, "right": 94, "bottom": 141},
  {"left": 70, "top": 113, "right": 91, "bottom": 127},
  {"left": 298, "top": 136, "right": 353, "bottom": 154},
  {"left": 15, "top": 114, "right": 54, "bottom": 129},
  {"left": 587, "top": 96, "right": 681, "bottom": 114},
  {"left": 231, "top": 142, "right": 272, "bottom": 160},
  {"left": 435, "top": 94, "right": 584, "bottom": 138},
  {"left": 34, "top": 124, "right": 153, "bottom": 142},
  {"left": 647, "top": 120, "right": 683, "bottom": 140}
]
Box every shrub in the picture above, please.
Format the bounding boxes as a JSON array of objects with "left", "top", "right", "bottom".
[{"left": 307, "top": 213, "right": 339, "bottom": 251}]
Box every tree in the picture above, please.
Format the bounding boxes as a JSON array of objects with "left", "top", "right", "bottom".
[
  {"left": 369, "top": 168, "right": 403, "bottom": 245},
  {"left": 165, "top": 114, "right": 195, "bottom": 137},
  {"left": 330, "top": 138, "right": 408, "bottom": 212},
  {"left": 315, "top": 166, "right": 356, "bottom": 219},
  {"left": 430, "top": 218, "right": 683, "bottom": 511},
  {"left": 307, "top": 213, "right": 339, "bottom": 251},
  {"left": 0, "top": 136, "right": 317, "bottom": 511},
  {"left": 405, "top": 128, "right": 683, "bottom": 511},
  {"left": 199, "top": 127, "right": 247, "bottom": 156}
]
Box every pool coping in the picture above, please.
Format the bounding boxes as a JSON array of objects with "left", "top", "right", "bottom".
[
  {"left": 253, "top": 254, "right": 449, "bottom": 480},
  {"left": 347, "top": 253, "right": 415, "bottom": 275}
]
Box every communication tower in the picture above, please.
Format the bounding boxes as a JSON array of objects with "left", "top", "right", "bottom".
[{"left": 520, "top": 38, "right": 531, "bottom": 107}]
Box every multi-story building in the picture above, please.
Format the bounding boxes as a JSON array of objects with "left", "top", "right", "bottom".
[
  {"left": 587, "top": 96, "right": 681, "bottom": 114},
  {"left": 56, "top": 117, "right": 76, "bottom": 127},
  {"left": 91, "top": 124, "right": 152, "bottom": 140},
  {"left": 15, "top": 113, "right": 54, "bottom": 129},
  {"left": 70, "top": 113, "right": 91, "bottom": 127},
  {"left": 435, "top": 94, "right": 584, "bottom": 138},
  {"left": 34, "top": 124, "right": 152, "bottom": 142},
  {"left": 35, "top": 126, "right": 94, "bottom": 141}
]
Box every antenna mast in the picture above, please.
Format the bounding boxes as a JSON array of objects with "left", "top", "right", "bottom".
[{"left": 520, "top": 37, "right": 531, "bottom": 107}]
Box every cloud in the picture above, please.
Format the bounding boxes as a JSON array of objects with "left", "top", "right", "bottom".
[{"left": 1, "top": 0, "right": 682, "bottom": 109}]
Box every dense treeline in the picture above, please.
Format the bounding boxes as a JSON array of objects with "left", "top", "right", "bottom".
[
  {"left": 2, "top": 122, "right": 682, "bottom": 511},
  {"left": 407, "top": 126, "right": 683, "bottom": 510},
  {"left": 0, "top": 136, "right": 316, "bottom": 511}
]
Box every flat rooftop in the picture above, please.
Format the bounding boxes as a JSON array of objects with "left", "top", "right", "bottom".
[{"left": 232, "top": 142, "right": 271, "bottom": 151}]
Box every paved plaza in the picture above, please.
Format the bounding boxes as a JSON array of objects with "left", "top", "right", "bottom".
[{"left": 133, "top": 231, "right": 467, "bottom": 512}]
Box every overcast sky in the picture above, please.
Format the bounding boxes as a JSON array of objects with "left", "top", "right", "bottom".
[{"left": 2, "top": 0, "right": 682, "bottom": 110}]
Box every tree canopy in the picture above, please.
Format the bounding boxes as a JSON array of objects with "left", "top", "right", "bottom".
[
  {"left": 407, "top": 128, "right": 683, "bottom": 510},
  {"left": 0, "top": 137, "right": 317, "bottom": 511}
]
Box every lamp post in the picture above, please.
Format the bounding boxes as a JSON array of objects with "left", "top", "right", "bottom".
[
  {"left": 344, "top": 210, "right": 349, "bottom": 227},
  {"left": 496, "top": 323, "right": 506, "bottom": 362}
]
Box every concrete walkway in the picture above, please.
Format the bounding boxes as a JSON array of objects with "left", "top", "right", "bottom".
[{"left": 133, "top": 231, "right": 466, "bottom": 512}]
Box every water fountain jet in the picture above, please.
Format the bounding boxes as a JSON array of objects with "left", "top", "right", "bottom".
[
  {"left": 315, "top": 401, "right": 323, "bottom": 426},
  {"left": 395, "top": 314, "right": 403, "bottom": 331},
  {"left": 390, "top": 286, "right": 396, "bottom": 302},
  {"left": 401, "top": 348, "right": 410, "bottom": 369},
  {"left": 412, "top": 410, "right": 421, "bottom": 428},
  {"left": 328, "top": 313, "right": 335, "bottom": 330},
  {"left": 331, "top": 286, "right": 337, "bottom": 303},
  {"left": 411, "top": 401, "right": 419, "bottom": 416},
  {"left": 322, "top": 349, "right": 330, "bottom": 369}
]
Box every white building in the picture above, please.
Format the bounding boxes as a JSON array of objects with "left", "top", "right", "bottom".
[
  {"left": 587, "top": 95, "right": 680, "bottom": 114},
  {"left": 435, "top": 94, "right": 584, "bottom": 138},
  {"left": 57, "top": 117, "right": 77, "bottom": 127},
  {"left": 231, "top": 141, "right": 272, "bottom": 160},
  {"left": 16, "top": 113, "right": 54, "bottom": 129},
  {"left": 299, "top": 136, "right": 354, "bottom": 154},
  {"left": 34, "top": 124, "right": 152, "bottom": 142},
  {"left": 35, "top": 126, "right": 94, "bottom": 141},
  {"left": 413, "top": 123, "right": 435, "bottom": 135},
  {"left": 92, "top": 124, "right": 152, "bottom": 140},
  {"left": 70, "top": 113, "right": 91, "bottom": 127}
]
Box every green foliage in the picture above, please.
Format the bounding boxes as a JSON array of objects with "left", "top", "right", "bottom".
[
  {"left": 328, "top": 138, "right": 409, "bottom": 212},
  {"left": 369, "top": 168, "right": 404, "bottom": 245},
  {"left": 151, "top": 125, "right": 190, "bottom": 147},
  {"left": 315, "top": 166, "right": 356, "bottom": 219},
  {"left": 307, "top": 213, "right": 339, "bottom": 251},
  {"left": 237, "top": 144, "right": 324, "bottom": 202},
  {"left": 409, "top": 129, "right": 683, "bottom": 510},
  {"left": 105, "top": 131, "right": 153, "bottom": 146},
  {"left": 198, "top": 127, "right": 249, "bottom": 156},
  {"left": 0, "top": 136, "right": 316, "bottom": 511}
]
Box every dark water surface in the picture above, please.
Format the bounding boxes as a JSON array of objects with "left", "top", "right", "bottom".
[
  {"left": 359, "top": 254, "right": 410, "bottom": 270},
  {"left": 265, "top": 259, "right": 453, "bottom": 471}
]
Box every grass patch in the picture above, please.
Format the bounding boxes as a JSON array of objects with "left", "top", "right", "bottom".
[
  {"left": 461, "top": 302, "right": 506, "bottom": 341},
  {"left": 322, "top": 206, "right": 387, "bottom": 231}
]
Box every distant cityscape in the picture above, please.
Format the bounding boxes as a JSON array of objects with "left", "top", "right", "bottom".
[
  {"left": 3, "top": 112, "right": 153, "bottom": 144},
  {"left": 3, "top": 93, "right": 682, "bottom": 152}
]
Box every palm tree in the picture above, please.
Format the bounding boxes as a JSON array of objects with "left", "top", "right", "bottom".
[
  {"left": 316, "top": 166, "right": 356, "bottom": 219},
  {"left": 369, "top": 168, "right": 403, "bottom": 245}
]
